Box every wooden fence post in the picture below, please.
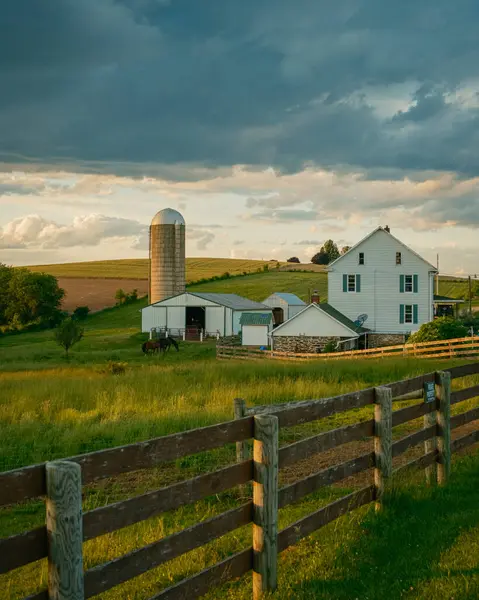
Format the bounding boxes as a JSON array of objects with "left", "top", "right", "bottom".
[
  {"left": 253, "top": 414, "right": 279, "bottom": 599},
  {"left": 234, "top": 398, "right": 248, "bottom": 463},
  {"left": 374, "top": 387, "right": 392, "bottom": 510},
  {"left": 424, "top": 381, "right": 437, "bottom": 484},
  {"left": 46, "top": 460, "right": 84, "bottom": 600},
  {"left": 436, "top": 371, "right": 451, "bottom": 485}
]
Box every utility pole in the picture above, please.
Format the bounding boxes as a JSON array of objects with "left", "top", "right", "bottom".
[
  {"left": 469, "top": 275, "right": 472, "bottom": 315},
  {"left": 436, "top": 254, "right": 439, "bottom": 295}
]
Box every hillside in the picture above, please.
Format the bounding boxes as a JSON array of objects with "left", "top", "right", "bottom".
[{"left": 27, "top": 258, "right": 286, "bottom": 280}]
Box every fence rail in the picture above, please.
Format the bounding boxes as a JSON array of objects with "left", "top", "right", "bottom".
[
  {"left": 217, "top": 336, "right": 479, "bottom": 362},
  {"left": 2, "top": 362, "right": 479, "bottom": 599}
]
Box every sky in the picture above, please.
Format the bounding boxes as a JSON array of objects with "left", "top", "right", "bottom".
[{"left": 1, "top": 0, "right": 479, "bottom": 275}]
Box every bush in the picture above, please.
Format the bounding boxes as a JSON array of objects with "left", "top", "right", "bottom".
[
  {"left": 322, "top": 340, "right": 338, "bottom": 353},
  {"left": 72, "top": 306, "right": 90, "bottom": 320},
  {"left": 99, "top": 361, "right": 128, "bottom": 375},
  {"left": 408, "top": 317, "right": 468, "bottom": 343},
  {"left": 287, "top": 257, "right": 301, "bottom": 263}
]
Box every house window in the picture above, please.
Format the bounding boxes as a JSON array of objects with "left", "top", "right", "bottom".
[
  {"left": 405, "top": 275, "right": 413, "bottom": 293},
  {"left": 404, "top": 305, "right": 413, "bottom": 323},
  {"left": 343, "top": 274, "right": 361, "bottom": 292},
  {"left": 396, "top": 252, "right": 402, "bottom": 265},
  {"left": 359, "top": 252, "right": 364, "bottom": 265}
]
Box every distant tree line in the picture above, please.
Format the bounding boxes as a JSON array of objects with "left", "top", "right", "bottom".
[
  {"left": 0, "top": 264, "right": 65, "bottom": 332},
  {"left": 287, "top": 241, "right": 352, "bottom": 265}
]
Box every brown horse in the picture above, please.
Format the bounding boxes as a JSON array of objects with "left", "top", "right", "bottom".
[{"left": 142, "top": 337, "right": 179, "bottom": 355}]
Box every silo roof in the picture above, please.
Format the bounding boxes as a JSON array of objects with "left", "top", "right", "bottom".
[{"left": 151, "top": 208, "right": 185, "bottom": 225}]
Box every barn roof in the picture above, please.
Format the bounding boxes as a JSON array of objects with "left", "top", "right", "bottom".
[
  {"left": 434, "top": 294, "right": 464, "bottom": 304},
  {"left": 240, "top": 313, "right": 273, "bottom": 326},
  {"left": 272, "top": 292, "right": 306, "bottom": 305},
  {"left": 191, "top": 292, "right": 271, "bottom": 310},
  {"left": 272, "top": 302, "right": 368, "bottom": 336}
]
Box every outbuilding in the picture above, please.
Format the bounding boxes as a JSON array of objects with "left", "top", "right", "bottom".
[
  {"left": 271, "top": 302, "right": 367, "bottom": 353},
  {"left": 240, "top": 313, "right": 272, "bottom": 347},
  {"left": 262, "top": 292, "right": 306, "bottom": 325},
  {"left": 141, "top": 291, "right": 273, "bottom": 337}
]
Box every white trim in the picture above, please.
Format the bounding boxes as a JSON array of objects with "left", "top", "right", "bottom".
[{"left": 328, "top": 227, "right": 438, "bottom": 271}]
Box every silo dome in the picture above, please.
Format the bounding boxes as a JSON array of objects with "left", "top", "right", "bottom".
[
  {"left": 151, "top": 208, "right": 186, "bottom": 226},
  {"left": 149, "top": 208, "right": 186, "bottom": 304}
]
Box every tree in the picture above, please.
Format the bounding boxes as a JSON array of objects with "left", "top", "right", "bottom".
[
  {"left": 341, "top": 246, "right": 351, "bottom": 255},
  {"left": 311, "top": 240, "right": 340, "bottom": 265},
  {"left": 408, "top": 317, "right": 468, "bottom": 344},
  {"left": 72, "top": 306, "right": 90, "bottom": 320},
  {"left": 115, "top": 288, "right": 126, "bottom": 306},
  {"left": 287, "top": 257, "right": 300, "bottom": 263},
  {"left": 54, "top": 318, "right": 84, "bottom": 357}
]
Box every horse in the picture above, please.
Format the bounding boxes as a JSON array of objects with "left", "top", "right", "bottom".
[
  {"left": 158, "top": 337, "right": 179, "bottom": 352},
  {"left": 142, "top": 340, "right": 161, "bottom": 354},
  {"left": 142, "top": 337, "right": 179, "bottom": 355}
]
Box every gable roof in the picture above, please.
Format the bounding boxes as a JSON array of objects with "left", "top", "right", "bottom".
[
  {"left": 141, "top": 291, "right": 271, "bottom": 311},
  {"left": 327, "top": 227, "right": 437, "bottom": 271},
  {"left": 240, "top": 313, "right": 273, "bottom": 326},
  {"left": 434, "top": 294, "right": 465, "bottom": 304},
  {"left": 271, "top": 292, "right": 306, "bottom": 305},
  {"left": 272, "top": 302, "right": 368, "bottom": 336}
]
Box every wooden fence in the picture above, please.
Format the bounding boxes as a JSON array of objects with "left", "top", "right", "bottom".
[
  {"left": 217, "top": 335, "right": 479, "bottom": 362},
  {"left": 2, "top": 362, "right": 479, "bottom": 599}
]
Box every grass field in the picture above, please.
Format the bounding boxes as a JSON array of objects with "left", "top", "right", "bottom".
[{"left": 27, "top": 258, "right": 286, "bottom": 280}]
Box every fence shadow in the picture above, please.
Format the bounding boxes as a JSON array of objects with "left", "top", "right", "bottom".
[{"left": 287, "top": 453, "right": 479, "bottom": 600}]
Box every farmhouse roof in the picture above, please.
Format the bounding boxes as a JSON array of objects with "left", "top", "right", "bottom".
[
  {"left": 327, "top": 227, "right": 438, "bottom": 271},
  {"left": 271, "top": 292, "right": 306, "bottom": 305},
  {"left": 272, "top": 302, "right": 368, "bottom": 336},
  {"left": 240, "top": 313, "right": 273, "bottom": 326},
  {"left": 433, "top": 294, "right": 465, "bottom": 304}
]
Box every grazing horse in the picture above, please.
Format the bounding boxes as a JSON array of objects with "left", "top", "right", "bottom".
[
  {"left": 142, "top": 340, "right": 161, "bottom": 354},
  {"left": 158, "top": 337, "right": 179, "bottom": 352},
  {"left": 142, "top": 337, "right": 179, "bottom": 355}
]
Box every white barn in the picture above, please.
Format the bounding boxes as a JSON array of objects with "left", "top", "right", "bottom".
[
  {"left": 271, "top": 303, "right": 365, "bottom": 353},
  {"left": 328, "top": 226, "right": 437, "bottom": 346},
  {"left": 141, "top": 292, "right": 273, "bottom": 337},
  {"left": 262, "top": 292, "right": 306, "bottom": 325}
]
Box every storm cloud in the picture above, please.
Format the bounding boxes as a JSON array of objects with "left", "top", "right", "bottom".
[{"left": 2, "top": 0, "right": 479, "bottom": 178}]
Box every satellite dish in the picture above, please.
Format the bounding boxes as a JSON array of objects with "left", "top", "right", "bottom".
[{"left": 354, "top": 314, "right": 368, "bottom": 327}]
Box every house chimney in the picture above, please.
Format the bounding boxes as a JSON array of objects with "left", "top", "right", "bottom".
[
  {"left": 311, "top": 290, "right": 320, "bottom": 304},
  {"left": 384, "top": 225, "right": 390, "bottom": 233}
]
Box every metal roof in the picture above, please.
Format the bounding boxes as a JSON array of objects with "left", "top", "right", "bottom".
[
  {"left": 151, "top": 208, "right": 185, "bottom": 226},
  {"left": 434, "top": 294, "right": 465, "bottom": 304},
  {"left": 192, "top": 292, "right": 271, "bottom": 310},
  {"left": 240, "top": 313, "right": 273, "bottom": 326},
  {"left": 272, "top": 302, "right": 368, "bottom": 336},
  {"left": 272, "top": 292, "right": 306, "bottom": 305}
]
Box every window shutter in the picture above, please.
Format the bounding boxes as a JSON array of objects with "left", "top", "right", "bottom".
[
  {"left": 343, "top": 274, "right": 347, "bottom": 292},
  {"left": 356, "top": 274, "right": 361, "bottom": 292},
  {"left": 399, "top": 304, "right": 405, "bottom": 324},
  {"left": 400, "top": 274, "right": 405, "bottom": 293},
  {"left": 413, "top": 274, "right": 418, "bottom": 293},
  {"left": 413, "top": 304, "right": 418, "bottom": 324}
]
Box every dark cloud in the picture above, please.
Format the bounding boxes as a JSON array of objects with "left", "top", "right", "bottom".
[{"left": 1, "top": 1, "right": 479, "bottom": 177}]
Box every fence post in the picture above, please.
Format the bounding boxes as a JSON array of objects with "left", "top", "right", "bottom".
[
  {"left": 436, "top": 371, "right": 451, "bottom": 485},
  {"left": 374, "top": 387, "right": 392, "bottom": 510},
  {"left": 234, "top": 398, "right": 248, "bottom": 463},
  {"left": 253, "top": 414, "right": 279, "bottom": 599},
  {"left": 46, "top": 460, "right": 84, "bottom": 600},
  {"left": 424, "top": 382, "right": 437, "bottom": 484}
]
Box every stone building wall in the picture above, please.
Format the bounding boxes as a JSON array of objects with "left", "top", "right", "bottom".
[
  {"left": 367, "top": 333, "right": 406, "bottom": 349},
  {"left": 273, "top": 335, "right": 339, "bottom": 353}
]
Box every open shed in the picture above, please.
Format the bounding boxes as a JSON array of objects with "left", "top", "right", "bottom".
[
  {"left": 262, "top": 292, "right": 306, "bottom": 325},
  {"left": 141, "top": 291, "right": 273, "bottom": 337}
]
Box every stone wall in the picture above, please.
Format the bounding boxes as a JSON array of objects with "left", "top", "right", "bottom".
[
  {"left": 367, "top": 333, "right": 406, "bottom": 349},
  {"left": 273, "top": 335, "right": 339, "bottom": 353}
]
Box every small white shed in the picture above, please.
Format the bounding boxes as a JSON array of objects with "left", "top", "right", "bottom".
[
  {"left": 141, "top": 292, "right": 273, "bottom": 337},
  {"left": 271, "top": 303, "right": 366, "bottom": 353},
  {"left": 262, "top": 292, "right": 306, "bottom": 325},
  {"left": 240, "top": 313, "right": 272, "bottom": 347}
]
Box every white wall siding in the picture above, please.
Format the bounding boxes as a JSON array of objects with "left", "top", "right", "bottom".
[
  {"left": 288, "top": 305, "right": 305, "bottom": 319},
  {"left": 166, "top": 306, "right": 185, "bottom": 329},
  {"left": 272, "top": 305, "right": 358, "bottom": 338},
  {"left": 141, "top": 306, "right": 167, "bottom": 332},
  {"left": 242, "top": 325, "right": 269, "bottom": 346},
  {"left": 328, "top": 229, "right": 435, "bottom": 334},
  {"left": 205, "top": 307, "right": 226, "bottom": 335}
]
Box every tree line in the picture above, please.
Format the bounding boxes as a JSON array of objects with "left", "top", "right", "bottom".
[{"left": 287, "top": 240, "right": 351, "bottom": 265}]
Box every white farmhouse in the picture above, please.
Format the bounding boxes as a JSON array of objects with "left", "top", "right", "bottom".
[
  {"left": 327, "top": 226, "right": 438, "bottom": 346},
  {"left": 141, "top": 291, "right": 273, "bottom": 338}
]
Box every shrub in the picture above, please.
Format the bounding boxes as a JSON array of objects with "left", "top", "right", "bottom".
[
  {"left": 408, "top": 317, "right": 468, "bottom": 343},
  {"left": 53, "top": 318, "right": 84, "bottom": 357},
  {"left": 72, "top": 306, "right": 90, "bottom": 320},
  {"left": 322, "top": 340, "right": 338, "bottom": 353},
  {"left": 99, "top": 361, "right": 128, "bottom": 375},
  {"left": 287, "top": 257, "right": 301, "bottom": 263}
]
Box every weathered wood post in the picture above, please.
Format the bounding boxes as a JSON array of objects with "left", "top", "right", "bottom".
[
  {"left": 253, "top": 414, "right": 279, "bottom": 599},
  {"left": 46, "top": 460, "right": 84, "bottom": 600},
  {"left": 234, "top": 398, "right": 248, "bottom": 463},
  {"left": 436, "top": 371, "right": 451, "bottom": 485},
  {"left": 423, "top": 380, "right": 437, "bottom": 484},
  {"left": 374, "top": 387, "right": 392, "bottom": 511}
]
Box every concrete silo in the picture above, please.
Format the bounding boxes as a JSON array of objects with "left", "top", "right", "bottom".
[{"left": 149, "top": 208, "right": 186, "bottom": 304}]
